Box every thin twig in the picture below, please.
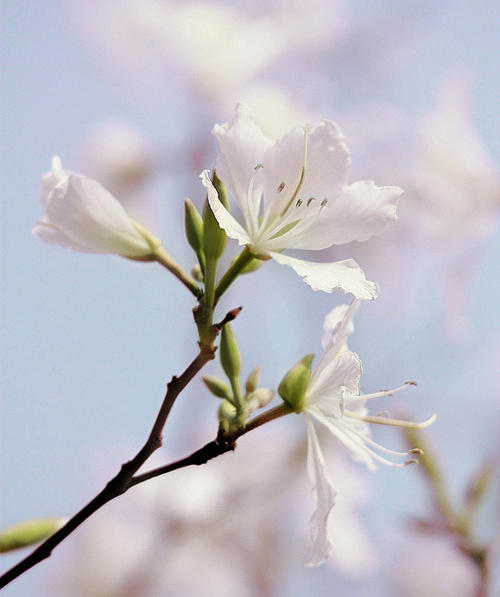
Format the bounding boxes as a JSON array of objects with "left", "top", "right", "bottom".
[{"left": 0, "top": 308, "right": 242, "bottom": 590}]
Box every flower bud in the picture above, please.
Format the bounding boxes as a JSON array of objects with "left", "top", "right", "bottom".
[
  {"left": 246, "top": 388, "right": 274, "bottom": 412},
  {"left": 278, "top": 354, "right": 314, "bottom": 412},
  {"left": 33, "top": 157, "right": 160, "bottom": 259},
  {"left": 218, "top": 399, "right": 238, "bottom": 432},
  {"left": 202, "top": 172, "right": 229, "bottom": 261},
  {"left": 220, "top": 323, "right": 241, "bottom": 381},
  {"left": 245, "top": 367, "right": 261, "bottom": 394},
  {"left": 0, "top": 518, "right": 67, "bottom": 553},
  {"left": 184, "top": 198, "right": 205, "bottom": 268},
  {"left": 202, "top": 375, "right": 233, "bottom": 401}
]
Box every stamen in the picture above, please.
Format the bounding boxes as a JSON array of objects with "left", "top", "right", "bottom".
[
  {"left": 296, "top": 198, "right": 303, "bottom": 207},
  {"left": 342, "top": 423, "right": 419, "bottom": 458},
  {"left": 280, "top": 127, "right": 309, "bottom": 217},
  {"left": 404, "top": 459, "right": 419, "bottom": 466},
  {"left": 320, "top": 198, "right": 328, "bottom": 207},
  {"left": 353, "top": 381, "right": 417, "bottom": 402},
  {"left": 254, "top": 163, "right": 263, "bottom": 171},
  {"left": 409, "top": 448, "right": 424, "bottom": 455},
  {"left": 277, "top": 181, "right": 285, "bottom": 192},
  {"left": 345, "top": 411, "right": 437, "bottom": 429},
  {"left": 375, "top": 410, "right": 391, "bottom": 417},
  {"left": 307, "top": 197, "right": 316, "bottom": 206}
]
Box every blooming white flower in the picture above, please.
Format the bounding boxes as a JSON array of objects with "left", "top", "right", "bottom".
[
  {"left": 33, "top": 157, "right": 160, "bottom": 258},
  {"left": 201, "top": 104, "right": 403, "bottom": 299},
  {"left": 281, "top": 300, "right": 436, "bottom": 565}
]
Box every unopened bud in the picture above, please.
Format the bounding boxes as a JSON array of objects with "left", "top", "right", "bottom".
[
  {"left": 278, "top": 354, "right": 314, "bottom": 412},
  {"left": 220, "top": 323, "right": 241, "bottom": 380},
  {"left": 184, "top": 198, "right": 204, "bottom": 264},
  {"left": 202, "top": 375, "right": 233, "bottom": 400},
  {"left": 0, "top": 518, "right": 67, "bottom": 553},
  {"left": 245, "top": 367, "right": 261, "bottom": 394},
  {"left": 246, "top": 388, "right": 274, "bottom": 412},
  {"left": 218, "top": 399, "right": 238, "bottom": 432}
]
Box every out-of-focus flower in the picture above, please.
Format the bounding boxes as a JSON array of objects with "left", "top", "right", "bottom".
[
  {"left": 411, "top": 73, "right": 500, "bottom": 248},
  {"left": 33, "top": 157, "right": 160, "bottom": 258},
  {"left": 278, "top": 300, "right": 435, "bottom": 565},
  {"left": 75, "top": 0, "right": 343, "bottom": 104},
  {"left": 201, "top": 104, "right": 403, "bottom": 299},
  {"left": 388, "top": 532, "right": 480, "bottom": 597},
  {"left": 78, "top": 121, "right": 154, "bottom": 197}
]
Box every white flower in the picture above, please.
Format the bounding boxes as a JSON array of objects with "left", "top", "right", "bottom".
[
  {"left": 299, "top": 300, "right": 436, "bottom": 565},
  {"left": 33, "top": 157, "right": 159, "bottom": 258},
  {"left": 201, "top": 104, "right": 403, "bottom": 300}
]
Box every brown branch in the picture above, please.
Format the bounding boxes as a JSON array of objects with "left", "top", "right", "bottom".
[{"left": 0, "top": 307, "right": 242, "bottom": 590}]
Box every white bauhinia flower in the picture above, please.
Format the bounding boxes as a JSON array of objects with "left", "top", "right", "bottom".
[
  {"left": 279, "top": 300, "right": 436, "bottom": 565},
  {"left": 33, "top": 156, "right": 160, "bottom": 258},
  {"left": 201, "top": 103, "right": 404, "bottom": 300}
]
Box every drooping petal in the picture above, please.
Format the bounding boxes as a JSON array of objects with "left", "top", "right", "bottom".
[
  {"left": 269, "top": 252, "right": 378, "bottom": 300},
  {"left": 307, "top": 350, "right": 362, "bottom": 416},
  {"left": 305, "top": 414, "right": 337, "bottom": 567},
  {"left": 200, "top": 170, "right": 252, "bottom": 246},
  {"left": 261, "top": 120, "right": 351, "bottom": 226},
  {"left": 44, "top": 174, "right": 152, "bottom": 256},
  {"left": 212, "top": 103, "right": 272, "bottom": 219}
]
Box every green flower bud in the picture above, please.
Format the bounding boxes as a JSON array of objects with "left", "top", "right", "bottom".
[
  {"left": 246, "top": 388, "right": 274, "bottom": 412},
  {"left": 0, "top": 518, "right": 67, "bottom": 553},
  {"left": 245, "top": 367, "right": 261, "bottom": 394},
  {"left": 202, "top": 375, "right": 233, "bottom": 401},
  {"left": 278, "top": 354, "right": 314, "bottom": 413},
  {"left": 184, "top": 198, "right": 205, "bottom": 269},
  {"left": 218, "top": 399, "right": 238, "bottom": 433},
  {"left": 220, "top": 323, "right": 241, "bottom": 381},
  {"left": 202, "top": 172, "right": 230, "bottom": 261}
]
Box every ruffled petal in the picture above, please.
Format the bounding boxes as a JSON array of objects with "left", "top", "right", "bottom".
[
  {"left": 305, "top": 414, "right": 337, "bottom": 567},
  {"left": 261, "top": 120, "right": 351, "bottom": 226},
  {"left": 307, "top": 350, "right": 362, "bottom": 415},
  {"left": 200, "top": 170, "right": 252, "bottom": 245},
  {"left": 212, "top": 103, "right": 272, "bottom": 219},
  {"left": 290, "top": 181, "right": 403, "bottom": 248},
  {"left": 269, "top": 252, "right": 378, "bottom": 300},
  {"left": 44, "top": 174, "right": 152, "bottom": 256}
]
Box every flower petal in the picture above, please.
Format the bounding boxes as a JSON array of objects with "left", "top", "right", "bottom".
[
  {"left": 269, "top": 252, "right": 378, "bottom": 299},
  {"left": 261, "top": 120, "right": 351, "bottom": 226},
  {"left": 293, "top": 181, "right": 403, "bottom": 247},
  {"left": 308, "top": 407, "right": 376, "bottom": 471},
  {"left": 212, "top": 103, "right": 272, "bottom": 218},
  {"left": 307, "top": 350, "right": 362, "bottom": 416},
  {"left": 32, "top": 218, "right": 90, "bottom": 251},
  {"left": 305, "top": 414, "right": 337, "bottom": 567},
  {"left": 200, "top": 170, "right": 252, "bottom": 245},
  {"left": 44, "top": 174, "right": 152, "bottom": 256}
]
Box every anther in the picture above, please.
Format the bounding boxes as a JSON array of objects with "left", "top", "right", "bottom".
[
  {"left": 307, "top": 197, "right": 316, "bottom": 206},
  {"left": 404, "top": 459, "right": 419, "bottom": 466},
  {"left": 320, "top": 198, "right": 328, "bottom": 207},
  {"left": 296, "top": 198, "right": 303, "bottom": 207},
  {"left": 254, "top": 163, "right": 264, "bottom": 171},
  {"left": 409, "top": 448, "right": 424, "bottom": 455},
  {"left": 375, "top": 410, "right": 391, "bottom": 417},
  {"left": 277, "top": 181, "right": 285, "bottom": 192},
  {"left": 405, "top": 380, "right": 418, "bottom": 386}
]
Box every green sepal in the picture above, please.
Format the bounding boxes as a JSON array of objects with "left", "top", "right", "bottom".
[
  {"left": 220, "top": 323, "right": 241, "bottom": 381},
  {"left": 0, "top": 518, "right": 66, "bottom": 553},
  {"left": 202, "top": 172, "right": 230, "bottom": 261},
  {"left": 202, "top": 375, "right": 233, "bottom": 401},
  {"left": 278, "top": 354, "right": 314, "bottom": 413}
]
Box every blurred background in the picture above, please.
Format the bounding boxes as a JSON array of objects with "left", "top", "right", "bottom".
[{"left": 2, "top": 0, "right": 500, "bottom": 595}]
